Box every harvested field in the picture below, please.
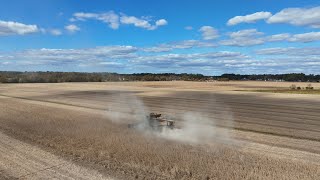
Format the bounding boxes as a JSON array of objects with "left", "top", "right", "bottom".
[
  {"left": 0, "top": 81, "right": 320, "bottom": 179},
  {"left": 0, "top": 130, "right": 108, "bottom": 180}
]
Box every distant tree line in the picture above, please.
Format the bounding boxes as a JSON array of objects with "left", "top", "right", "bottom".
[
  {"left": 0, "top": 71, "right": 319, "bottom": 83},
  {"left": 218, "top": 73, "right": 320, "bottom": 82},
  {"left": 0, "top": 71, "right": 206, "bottom": 83}
]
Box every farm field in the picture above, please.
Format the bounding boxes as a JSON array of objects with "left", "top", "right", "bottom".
[{"left": 0, "top": 81, "right": 320, "bottom": 179}]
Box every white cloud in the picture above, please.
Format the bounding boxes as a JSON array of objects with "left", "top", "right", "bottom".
[
  {"left": 253, "top": 47, "right": 320, "bottom": 74},
  {"left": 73, "top": 12, "right": 98, "bottom": 20},
  {"left": 1, "top": 46, "right": 245, "bottom": 72},
  {"left": 65, "top": 24, "right": 80, "bottom": 33},
  {"left": 266, "top": 33, "right": 291, "bottom": 42},
  {"left": 219, "top": 29, "right": 320, "bottom": 47},
  {"left": 220, "top": 29, "right": 264, "bottom": 46},
  {"left": 49, "top": 29, "right": 62, "bottom": 36},
  {"left": 0, "top": 20, "right": 39, "bottom": 36},
  {"left": 227, "top": 7, "right": 320, "bottom": 28},
  {"left": 288, "top": 32, "right": 320, "bottom": 42},
  {"left": 199, "top": 26, "right": 219, "bottom": 40},
  {"left": 227, "top": 11, "right": 272, "bottom": 26},
  {"left": 129, "top": 51, "right": 248, "bottom": 69},
  {"left": 143, "top": 40, "right": 216, "bottom": 52},
  {"left": 255, "top": 47, "right": 320, "bottom": 56},
  {"left": 155, "top": 19, "right": 168, "bottom": 26},
  {"left": 3, "top": 45, "right": 320, "bottom": 74},
  {"left": 255, "top": 47, "right": 295, "bottom": 55},
  {"left": 267, "top": 6, "right": 320, "bottom": 28},
  {"left": 229, "top": 29, "right": 263, "bottom": 38},
  {"left": 1, "top": 46, "right": 138, "bottom": 67},
  {"left": 72, "top": 11, "right": 167, "bottom": 30},
  {"left": 73, "top": 12, "right": 120, "bottom": 29},
  {"left": 185, "top": 26, "right": 193, "bottom": 30},
  {"left": 220, "top": 39, "right": 264, "bottom": 47},
  {"left": 120, "top": 15, "right": 167, "bottom": 30},
  {"left": 120, "top": 15, "right": 153, "bottom": 30}
]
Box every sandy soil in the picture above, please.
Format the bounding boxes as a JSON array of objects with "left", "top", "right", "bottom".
[{"left": 0, "top": 81, "right": 320, "bottom": 179}]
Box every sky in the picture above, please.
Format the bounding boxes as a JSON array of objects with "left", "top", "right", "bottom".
[{"left": 1, "top": 0, "right": 320, "bottom": 75}]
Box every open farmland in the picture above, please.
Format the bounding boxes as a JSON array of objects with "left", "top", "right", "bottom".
[{"left": 0, "top": 81, "right": 320, "bottom": 179}]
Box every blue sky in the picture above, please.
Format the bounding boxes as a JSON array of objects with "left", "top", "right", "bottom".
[{"left": 1, "top": 0, "right": 320, "bottom": 75}]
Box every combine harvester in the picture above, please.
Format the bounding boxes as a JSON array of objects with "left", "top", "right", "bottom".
[{"left": 128, "top": 113, "right": 176, "bottom": 132}]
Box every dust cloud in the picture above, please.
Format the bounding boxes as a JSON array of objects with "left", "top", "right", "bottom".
[
  {"left": 158, "top": 111, "right": 234, "bottom": 145},
  {"left": 104, "top": 92, "right": 235, "bottom": 145},
  {"left": 104, "top": 92, "right": 150, "bottom": 124}
]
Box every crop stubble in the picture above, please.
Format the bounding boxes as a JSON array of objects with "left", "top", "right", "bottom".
[{"left": 0, "top": 81, "right": 320, "bottom": 179}]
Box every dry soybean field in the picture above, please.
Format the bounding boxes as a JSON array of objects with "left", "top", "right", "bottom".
[{"left": 0, "top": 81, "right": 320, "bottom": 179}]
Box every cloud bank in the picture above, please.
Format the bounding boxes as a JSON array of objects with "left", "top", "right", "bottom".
[
  {"left": 1, "top": 44, "right": 320, "bottom": 75},
  {"left": 72, "top": 11, "right": 168, "bottom": 30}
]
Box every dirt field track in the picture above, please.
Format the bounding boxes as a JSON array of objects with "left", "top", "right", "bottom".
[{"left": 0, "top": 81, "right": 320, "bottom": 179}]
